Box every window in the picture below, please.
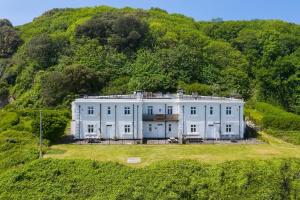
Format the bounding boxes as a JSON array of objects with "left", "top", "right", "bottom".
[
  {"left": 167, "top": 106, "right": 173, "bottom": 115},
  {"left": 149, "top": 124, "right": 152, "bottom": 132},
  {"left": 191, "top": 125, "right": 196, "bottom": 133},
  {"left": 124, "top": 125, "right": 131, "bottom": 133},
  {"left": 147, "top": 106, "right": 153, "bottom": 115},
  {"left": 88, "top": 106, "right": 94, "bottom": 115},
  {"left": 88, "top": 125, "right": 94, "bottom": 133},
  {"left": 191, "top": 107, "right": 196, "bottom": 115},
  {"left": 168, "top": 124, "right": 172, "bottom": 132},
  {"left": 226, "top": 107, "right": 232, "bottom": 115},
  {"left": 209, "top": 107, "right": 213, "bottom": 115},
  {"left": 107, "top": 107, "right": 111, "bottom": 115},
  {"left": 124, "top": 106, "right": 130, "bottom": 115},
  {"left": 226, "top": 124, "right": 232, "bottom": 133}
]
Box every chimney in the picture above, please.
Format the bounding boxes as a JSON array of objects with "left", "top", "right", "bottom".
[
  {"left": 134, "top": 90, "right": 143, "bottom": 100},
  {"left": 177, "top": 89, "right": 184, "bottom": 99}
]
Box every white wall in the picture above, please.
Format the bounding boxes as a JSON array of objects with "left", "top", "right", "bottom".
[{"left": 71, "top": 99, "right": 244, "bottom": 140}]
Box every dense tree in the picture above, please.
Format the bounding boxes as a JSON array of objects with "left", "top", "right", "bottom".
[
  {"left": 32, "top": 111, "right": 67, "bottom": 143},
  {"left": 26, "top": 34, "right": 57, "bottom": 68},
  {"left": 0, "top": 20, "right": 22, "bottom": 58},
  {"left": 76, "top": 12, "right": 149, "bottom": 51},
  {"left": 0, "top": 6, "right": 298, "bottom": 113},
  {"left": 0, "top": 80, "right": 9, "bottom": 107},
  {"left": 0, "top": 19, "right": 13, "bottom": 28},
  {"left": 41, "top": 64, "right": 105, "bottom": 106}
]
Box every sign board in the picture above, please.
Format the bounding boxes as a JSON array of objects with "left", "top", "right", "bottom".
[{"left": 127, "top": 157, "right": 141, "bottom": 164}]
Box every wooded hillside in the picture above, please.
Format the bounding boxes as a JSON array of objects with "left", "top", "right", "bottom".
[{"left": 0, "top": 6, "right": 299, "bottom": 113}]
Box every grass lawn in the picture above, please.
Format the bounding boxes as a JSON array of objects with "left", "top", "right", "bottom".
[{"left": 45, "top": 132, "right": 300, "bottom": 167}]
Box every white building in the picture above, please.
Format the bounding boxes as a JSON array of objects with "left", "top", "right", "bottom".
[{"left": 71, "top": 91, "right": 245, "bottom": 141}]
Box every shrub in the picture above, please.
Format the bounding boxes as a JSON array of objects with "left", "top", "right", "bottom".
[
  {"left": 0, "top": 24, "right": 22, "bottom": 58},
  {"left": 0, "top": 130, "right": 38, "bottom": 172},
  {"left": 31, "top": 110, "right": 68, "bottom": 143},
  {"left": 254, "top": 102, "right": 300, "bottom": 131},
  {"left": 26, "top": 34, "right": 57, "bottom": 68},
  {"left": 0, "top": 111, "right": 19, "bottom": 132}
]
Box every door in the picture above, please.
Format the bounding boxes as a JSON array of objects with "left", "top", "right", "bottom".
[
  {"left": 105, "top": 125, "right": 113, "bottom": 139},
  {"left": 206, "top": 124, "right": 214, "bottom": 139},
  {"left": 155, "top": 124, "right": 164, "bottom": 138}
]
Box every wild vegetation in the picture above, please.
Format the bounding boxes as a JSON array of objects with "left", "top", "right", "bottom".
[
  {"left": 0, "top": 6, "right": 300, "bottom": 199},
  {"left": 0, "top": 6, "right": 298, "bottom": 114},
  {"left": 245, "top": 101, "right": 300, "bottom": 144},
  {"left": 1, "top": 159, "right": 300, "bottom": 199}
]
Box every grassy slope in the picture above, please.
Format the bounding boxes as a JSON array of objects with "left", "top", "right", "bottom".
[
  {"left": 45, "top": 132, "right": 300, "bottom": 167},
  {"left": 245, "top": 102, "right": 300, "bottom": 145}
]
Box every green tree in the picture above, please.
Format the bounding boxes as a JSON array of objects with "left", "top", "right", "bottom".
[
  {"left": 31, "top": 111, "right": 68, "bottom": 143},
  {"left": 0, "top": 21, "right": 22, "bottom": 58},
  {"left": 26, "top": 34, "right": 57, "bottom": 68}
]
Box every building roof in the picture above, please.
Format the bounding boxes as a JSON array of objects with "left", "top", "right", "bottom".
[{"left": 73, "top": 92, "right": 244, "bottom": 104}]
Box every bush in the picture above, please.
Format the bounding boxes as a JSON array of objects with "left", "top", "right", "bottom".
[
  {"left": 262, "top": 114, "right": 300, "bottom": 130},
  {"left": 254, "top": 102, "right": 300, "bottom": 131},
  {"left": 0, "top": 20, "right": 22, "bottom": 58},
  {"left": 26, "top": 34, "right": 57, "bottom": 68},
  {"left": 1, "top": 159, "right": 300, "bottom": 199},
  {"left": 31, "top": 110, "right": 68, "bottom": 143},
  {"left": 0, "top": 130, "right": 38, "bottom": 172},
  {"left": 0, "top": 111, "right": 19, "bottom": 132}
]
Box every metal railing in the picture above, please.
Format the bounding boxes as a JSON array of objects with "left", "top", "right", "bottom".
[{"left": 142, "top": 114, "right": 179, "bottom": 121}]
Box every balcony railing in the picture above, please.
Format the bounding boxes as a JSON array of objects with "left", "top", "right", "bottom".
[{"left": 143, "top": 114, "right": 179, "bottom": 121}]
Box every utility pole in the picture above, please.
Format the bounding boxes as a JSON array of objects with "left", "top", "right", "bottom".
[{"left": 39, "top": 110, "right": 43, "bottom": 159}]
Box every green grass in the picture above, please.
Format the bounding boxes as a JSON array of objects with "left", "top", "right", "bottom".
[{"left": 45, "top": 132, "right": 300, "bottom": 167}]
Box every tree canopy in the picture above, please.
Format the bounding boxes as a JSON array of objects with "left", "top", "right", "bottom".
[{"left": 0, "top": 7, "right": 298, "bottom": 113}]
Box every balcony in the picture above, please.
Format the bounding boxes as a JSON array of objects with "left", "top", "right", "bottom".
[{"left": 143, "top": 114, "right": 179, "bottom": 121}]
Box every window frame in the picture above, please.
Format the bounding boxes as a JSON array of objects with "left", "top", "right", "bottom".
[
  {"left": 147, "top": 106, "right": 153, "bottom": 115},
  {"left": 148, "top": 124, "right": 152, "bottom": 132},
  {"left": 124, "top": 124, "right": 131, "bottom": 134},
  {"left": 190, "top": 107, "right": 196, "bottom": 115},
  {"left": 209, "top": 106, "right": 213, "bottom": 115},
  {"left": 168, "top": 124, "right": 172, "bottom": 132},
  {"left": 226, "top": 106, "right": 232, "bottom": 115},
  {"left": 88, "top": 106, "right": 94, "bottom": 115},
  {"left": 226, "top": 124, "right": 232, "bottom": 133},
  {"left": 167, "top": 106, "right": 173, "bottom": 115},
  {"left": 124, "top": 106, "right": 131, "bottom": 115},
  {"left": 88, "top": 124, "right": 94, "bottom": 133},
  {"left": 190, "top": 124, "right": 196, "bottom": 133}
]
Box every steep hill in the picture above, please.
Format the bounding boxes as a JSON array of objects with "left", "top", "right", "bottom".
[{"left": 0, "top": 6, "right": 299, "bottom": 113}]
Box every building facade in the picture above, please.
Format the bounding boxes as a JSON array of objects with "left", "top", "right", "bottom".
[{"left": 71, "top": 91, "right": 245, "bottom": 140}]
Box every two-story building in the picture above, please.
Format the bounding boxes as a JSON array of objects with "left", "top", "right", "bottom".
[{"left": 71, "top": 91, "right": 245, "bottom": 141}]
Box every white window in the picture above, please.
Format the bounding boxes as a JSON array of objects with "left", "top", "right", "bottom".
[
  {"left": 167, "top": 106, "right": 173, "bottom": 115},
  {"left": 226, "top": 124, "right": 232, "bottom": 133},
  {"left": 190, "top": 124, "right": 196, "bottom": 133},
  {"left": 149, "top": 124, "right": 152, "bottom": 132},
  {"left": 226, "top": 107, "right": 232, "bottom": 115},
  {"left": 88, "top": 124, "right": 94, "bottom": 133},
  {"left": 88, "top": 106, "right": 94, "bottom": 115},
  {"left": 124, "top": 125, "right": 131, "bottom": 133},
  {"left": 107, "top": 107, "right": 111, "bottom": 115},
  {"left": 168, "top": 124, "right": 172, "bottom": 132},
  {"left": 124, "top": 106, "right": 130, "bottom": 115},
  {"left": 191, "top": 107, "right": 196, "bottom": 115},
  {"left": 147, "top": 106, "right": 153, "bottom": 115},
  {"left": 209, "top": 107, "right": 213, "bottom": 115}
]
